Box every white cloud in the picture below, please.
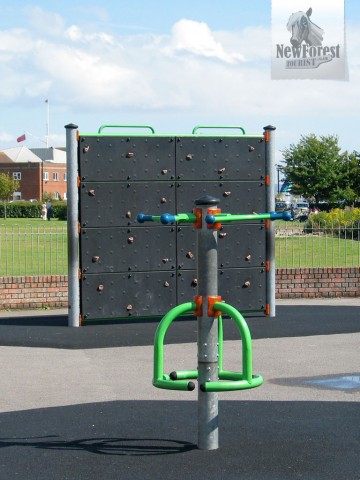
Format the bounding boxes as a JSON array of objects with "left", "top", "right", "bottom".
[
  {"left": 65, "top": 25, "right": 114, "bottom": 45},
  {"left": 0, "top": 9, "right": 360, "bottom": 151},
  {"left": 166, "top": 18, "right": 245, "bottom": 63},
  {"left": 0, "top": 29, "right": 34, "bottom": 52},
  {"left": 0, "top": 132, "right": 13, "bottom": 142},
  {"left": 25, "top": 6, "right": 65, "bottom": 37}
]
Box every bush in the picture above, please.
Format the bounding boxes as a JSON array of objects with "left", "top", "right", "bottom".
[
  {"left": 0, "top": 201, "right": 67, "bottom": 220},
  {"left": 51, "top": 202, "right": 67, "bottom": 220},
  {"left": 305, "top": 208, "right": 360, "bottom": 239},
  {"left": 0, "top": 201, "right": 42, "bottom": 218}
]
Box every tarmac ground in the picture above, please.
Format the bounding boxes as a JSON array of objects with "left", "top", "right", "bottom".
[{"left": 0, "top": 300, "right": 359, "bottom": 480}]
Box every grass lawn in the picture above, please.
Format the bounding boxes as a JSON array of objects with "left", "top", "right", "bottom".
[
  {"left": 0, "top": 219, "right": 359, "bottom": 275},
  {"left": 276, "top": 235, "right": 360, "bottom": 268},
  {"left": 0, "top": 218, "right": 67, "bottom": 276}
]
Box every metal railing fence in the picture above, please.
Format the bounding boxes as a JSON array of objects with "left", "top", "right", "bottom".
[
  {"left": 0, "top": 221, "right": 359, "bottom": 276},
  {"left": 275, "top": 220, "right": 360, "bottom": 268},
  {"left": 0, "top": 224, "right": 67, "bottom": 276}
]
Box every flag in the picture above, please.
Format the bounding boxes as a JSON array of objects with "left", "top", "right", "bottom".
[
  {"left": 17, "top": 134, "right": 26, "bottom": 143},
  {"left": 280, "top": 180, "right": 291, "bottom": 193}
]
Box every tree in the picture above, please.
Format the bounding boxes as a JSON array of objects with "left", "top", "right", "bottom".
[
  {"left": 0, "top": 173, "right": 20, "bottom": 219},
  {"left": 335, "top": 151, "right": 360, "bottom": 206},
  {"left": 281, "top": 134, "right": 342, "bottom": 203}
]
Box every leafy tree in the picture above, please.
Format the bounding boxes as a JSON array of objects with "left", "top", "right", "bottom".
[
  {"left": 334, "top": 151, "right": 360, "bottom": 206},
  {"left": 281, "top": 134, "right": 342, "bottom": 203},
  {"left": 0, "top": 173, "right": 20, "bottom": 219}
]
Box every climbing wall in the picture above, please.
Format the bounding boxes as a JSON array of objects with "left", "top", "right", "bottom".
[{"left": 78, "top": 131, "right": 269, "bottom": 320}]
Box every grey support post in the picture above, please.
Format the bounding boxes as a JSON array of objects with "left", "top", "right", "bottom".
[
  {"left": 195, "top": 195, "right": 220, "bottom": 450},
  {"left": 264, "top": 125, "right": 276, "bottom": 317},
  {"left": 65, "top": 124, "right": 80, "bottom": 327}
]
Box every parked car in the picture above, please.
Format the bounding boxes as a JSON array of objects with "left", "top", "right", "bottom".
[
  {"left": 275, "top": 201, "right": 291, "bottom": 213},
  {"left": 294, "top": 202, "right": 310, "bottom": 221}
]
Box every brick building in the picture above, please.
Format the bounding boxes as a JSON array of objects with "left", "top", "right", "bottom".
[{"left": 0, "top": 146, "right": 67, "bottom": 201}]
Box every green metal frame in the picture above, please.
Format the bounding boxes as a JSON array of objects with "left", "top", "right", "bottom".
[{"left": 153, "top": 301, "right": 263, "bottom": 392}]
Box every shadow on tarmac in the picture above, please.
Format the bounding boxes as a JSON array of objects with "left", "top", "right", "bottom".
[
  {"left": 0, "top": 400, "right": 359, "bottom": 480},
  {"left": 0, "top": 306, "right": 359, "bottom": 349}
]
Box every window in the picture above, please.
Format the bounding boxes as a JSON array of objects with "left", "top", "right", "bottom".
[
  {"left": 63, "top": 192, "right": 67, "bottom": 200},
  {"left": 43, "top": 172, "right": 49, "bottom": 181},
  {"left": 63, "top": 172, "right": 67, "bottom": 182},
  {"left": 53, "top": 172, "right": 59, "bottom": 181},
  {"left": 53, "top": 191, "right": 59, "bottom": 200},
  {"left": 13, "top": 172, "right": 21, "bottom": 180}
]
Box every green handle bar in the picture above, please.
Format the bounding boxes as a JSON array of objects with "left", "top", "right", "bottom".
[
  {"left": 192, "top": 125, "right": 246, "bottom": 135},
  {"left": 97, "top": 124, "right": 156, "bottom": 134}
]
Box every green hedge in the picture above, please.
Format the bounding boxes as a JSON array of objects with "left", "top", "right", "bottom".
[{"left": 0, "top": 201, "right": 67, "bottom": 220}]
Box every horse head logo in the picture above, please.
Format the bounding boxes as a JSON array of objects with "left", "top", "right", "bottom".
[{"left": 286, "top": 7, "right": 324, "bottom": 47}]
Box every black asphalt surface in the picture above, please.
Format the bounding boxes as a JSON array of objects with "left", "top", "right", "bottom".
[
  {"left": 0, "top": 306, "right": 359, "bottom": 349},
  {"left": 0, "top": 305, "right": 359, "bottom": 480}
]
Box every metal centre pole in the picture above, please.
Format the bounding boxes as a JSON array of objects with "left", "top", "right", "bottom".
[
  {"left": 195, "top": 195, "right": 219, "bottom": 450},
  {"left": 65, "top": 123, "right": 80, "bottom": 327}
]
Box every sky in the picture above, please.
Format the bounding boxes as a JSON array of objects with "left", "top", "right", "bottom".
[{"left": 0, "top": 0, "right": 359, "bottom": 166}]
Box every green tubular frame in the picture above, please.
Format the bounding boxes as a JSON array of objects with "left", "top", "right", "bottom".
[{"left": 153, "top": 301, "right": 263, "bottom": 392}]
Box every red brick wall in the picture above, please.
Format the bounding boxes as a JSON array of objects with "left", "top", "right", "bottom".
[
  {"left": 0, "top": 269, "right": 359, "bottom": 310},
  {"left": 276, "top": 267, "right": 360, "bottom": 298},
  {"left": 0, "top": 276, "right": 68, "bottom": 310}
]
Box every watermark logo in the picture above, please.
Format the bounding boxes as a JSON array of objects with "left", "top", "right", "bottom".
[{"left": 272, "top": 1, "right": 347, "bottom": 80}]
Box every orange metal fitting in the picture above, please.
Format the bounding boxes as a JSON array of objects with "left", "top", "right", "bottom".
[
  {"left": 264, "top": 131, "right": 270, "bottom": 142},
  {"left": 193, "top": 295, "right": 203, "bottom": 317},
  {"left": 265, "top": 304, "right": 271, "bottom": 315},
  {"left": 266, "top": 260, "right": 270, "bottom": 272},
  {"left": 265, "top": 175, "right": 270, "bottom": 186},
  {"left": 193, "top": 208, "right": 203, "bottom": 229},
  {"left": 207, "top": 295, "right": 222, "bottom": 317},
  {"left": 207, "top": 207, "right": 222, "bottom": 230}
]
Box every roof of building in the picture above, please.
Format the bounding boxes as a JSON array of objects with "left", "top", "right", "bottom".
[
  {"left": 30, "top": 147, "right": 66, "bottom": 163},
  {"left": 0, "top": 146, "right": 42, "bottom": 163},
  {"left": 0, "top": 146, "right": 67, "bottom": 164}
]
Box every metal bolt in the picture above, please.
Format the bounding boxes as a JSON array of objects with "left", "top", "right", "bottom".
[
  {"left": 162, "top": 258, "right": 169, "bottom": 263},
  {"left": 191, "top": 278, "right": 198, "bottom": 287},
  {"left": 126, "top": 152, "right": 135, "bottom": 158},
  {"left": 248, "top": 145, "right": 255, "bottom": 152},
  {"left": 160, "top": 197, "right": 167, "bottom": 204},
  {"left": 97, "top": 284, "right": 104, "bottom": 292},
  {"left": 126, "top": 211, "right": 131, "bottom": 219},
  {"left": 126, "top": 304, "right": 133, "bottom": 311},
  {"left": 219, "top": 232, "right": 227, "bottom": 238},
  {"left": 243, "top": 280, "right": 251, "bottom": 288},
  {"left": 83, "top": 145, "right": 90, "bottom": 153},
  {"left": 88, "top": 189, "right": 95, "bottom": 197},
  {"left": 161, "top": 169, "right": 168, "bottom": 175},
  {"left": 163, "top": 281, "right": 170, "bottom": 287},
  {"left": 186, "top": 251, "right": 194, "bottom": 259},
  {"left": 223, "top": 191, "right": 231, "bottom": 197},
  {"left": 218, "top": 167, "right": 226, "bottom": 173},
  {"left": 127, "top": 236, "right": 134, "bottom": 244},
  {"left": 92, "top": 256, "right": 100, "bottom": 263},
  {"left": 245, "top": 254, "right": 252, "bottom": 261},
  {"left": 186, "top": 153, "right": 193, "bottom": 160}
]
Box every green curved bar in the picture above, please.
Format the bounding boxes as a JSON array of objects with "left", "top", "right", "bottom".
[
  {"left": 192, "top": 125, "right": 246, "bottom": 135},
  {"left": 153, "top": 302, "right": 196, "bottom": 391},
  {"left": 97, "top": 124, "right": 156, "bottom": 134},
  {"left": 202, "top": 302, "right": 263, "bottom": 392}
]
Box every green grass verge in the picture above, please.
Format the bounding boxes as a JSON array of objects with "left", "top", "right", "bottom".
[
  {"left": 0, "top": 219, "right": 359, "bottom": 275},
  {"left": 276, "top": 235, "right": 360, "bottom": 268},
  {"left": 0, "top": 219, "right": 67, "bottom": 276}
]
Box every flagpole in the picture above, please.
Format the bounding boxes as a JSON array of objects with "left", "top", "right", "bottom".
[{"left": 45, "top": 99, "right": 50, "bottom": 148}]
